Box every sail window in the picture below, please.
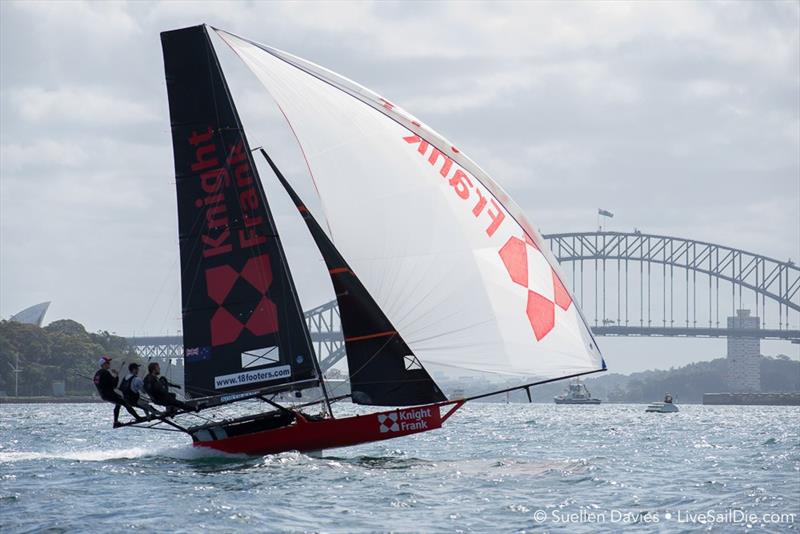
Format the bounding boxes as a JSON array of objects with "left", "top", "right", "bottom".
[
  {"left": 404, "top": 355, "right": 423, "bottom": 371},
  {"left": 241, "top": 346, "right": 280, "bottom": 368}
]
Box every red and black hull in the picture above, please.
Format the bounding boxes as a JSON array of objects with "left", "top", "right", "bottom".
[{"left": 192, "top": 401, "right": 463, "bottom": 456}]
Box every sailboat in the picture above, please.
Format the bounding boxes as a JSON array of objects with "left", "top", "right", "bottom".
[{"left": 121, "top": 24, "right": 605, "bottom": 456}]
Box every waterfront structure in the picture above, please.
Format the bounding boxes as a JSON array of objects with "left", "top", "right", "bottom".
[
  {"left": 544, "top": 231, "right": 799, "bottom": 341},
  {"left": 127, "top": 231, "right": 800, "bottom": 370},
  {"left": 725, "top": 310, "right": 761, "bottom": 392}
]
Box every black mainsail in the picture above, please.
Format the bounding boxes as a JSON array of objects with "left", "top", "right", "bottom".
[
  {"left": 161, "top": 25, "right": 320, "bottom": 400},
  {"left": 259, "top": 149, "right": 446, "bottom": 407}
]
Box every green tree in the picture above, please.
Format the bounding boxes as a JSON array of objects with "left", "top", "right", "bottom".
[{"left": 0, "top": 319, "right": 140, "bottom": 396}]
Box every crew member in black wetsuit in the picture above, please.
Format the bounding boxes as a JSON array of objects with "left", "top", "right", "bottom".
[
  {"left": 143, "top": 362, "right": 196, "bottom": 415},
  {"left": 93, "top": 356, "right": 145, "bottom": 427}
]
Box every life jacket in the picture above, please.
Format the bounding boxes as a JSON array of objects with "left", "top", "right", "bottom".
[
  {"left": 93, "top": 369, "right": 103, "bottom": 394},
  {"left": 120, "top": 375, "right": 137, "bottom": 403},
  {"left": 93, "top": 368, "right": 117, "bottom": 397},
  {"left": 143, "top": 374, "right": 155, "bottom": 396},
  {"left": 143, "top": 374, "right": 165, "bottom": 401}
]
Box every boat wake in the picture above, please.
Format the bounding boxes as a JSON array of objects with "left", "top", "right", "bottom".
[
  {"left": 342, "top": 455, "right": 437, "bottom": 470},
  {"left": 0, "top": 447, "right": 154, "bottom": 463},
  {"left": 0, "top": 443, "right": 249, "bottom": 464}
]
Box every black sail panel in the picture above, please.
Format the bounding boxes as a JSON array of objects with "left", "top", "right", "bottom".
[
  {"left": 161, "top": 25, "right": 317, "bottom": 398},
  {"left": 259, "top": 150, "right": 446, "bottom": 406}
]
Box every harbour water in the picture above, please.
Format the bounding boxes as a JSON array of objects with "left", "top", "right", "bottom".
[{"left": 1, "top": 402, "right": 798, "bottom": 532}]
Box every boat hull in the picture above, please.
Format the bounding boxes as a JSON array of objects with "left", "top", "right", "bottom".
[
  {"left": 554, "top": 398, "right": 601, "bottom": 405},
  {"left": 193, "top": 402, "right": 461, "bottom": 456},
  {"left": 645, "top": 402, "right": 679, "bottom": 413}
]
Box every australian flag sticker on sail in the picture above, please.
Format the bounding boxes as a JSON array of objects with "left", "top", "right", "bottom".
[{"left": 185, "top": 346, "right": 212, "bottom": 362}]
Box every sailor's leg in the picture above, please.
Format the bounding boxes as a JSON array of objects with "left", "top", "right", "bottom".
[
  {"left": 122, "top": 402, "right": 145, "bottom": 421},
  {"left": 137, "top": 399, "right": 162, "bottom": 417},
  {"left": 109, "top": 392, "right": 144, "bottom": 421},
  {"left": 178, "top": 400, "right": 198, "bottom": 412},
  {"left": 166, "top": 394, "right": 196, "bottom": 413}
]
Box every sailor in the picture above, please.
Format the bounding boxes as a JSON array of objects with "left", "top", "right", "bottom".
[
  {"left": 93, "top": 356, "right": 145, "bottom": 427},
  {"left": 143, "top": 362, "right": 196, "bottom": 414},
  {"left": 120, "top": 363, "right": 161, "bottom": 418}
]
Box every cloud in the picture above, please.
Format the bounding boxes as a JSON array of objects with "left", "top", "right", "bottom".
[
  {"left": 9, "top": 86, "right": 158, "bottom": 125},
  {"left": 11, "top": 0, "right": 141, "bottom": 40},
  {"left": 0, "top": 0, "right": 797, "bottom": 360},
  {"left": 1, "top": 140, "right": 89, "bottom": 172}
]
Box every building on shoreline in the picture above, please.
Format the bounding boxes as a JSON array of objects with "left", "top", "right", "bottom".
[{"left": 725, "top": 309, "right": 761, "bottom": 392}]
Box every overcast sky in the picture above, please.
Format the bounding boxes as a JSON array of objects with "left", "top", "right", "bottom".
[{"left": 1, "top": 1, "right": 798, "bottom": 373}]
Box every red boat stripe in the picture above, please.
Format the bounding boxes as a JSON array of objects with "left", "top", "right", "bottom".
[{"left": 345, "top": 331, "right": 397, "bottom": 342}]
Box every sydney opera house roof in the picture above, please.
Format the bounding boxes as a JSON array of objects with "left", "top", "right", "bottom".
[{"left": 9, "top": 302, "right": 51, "bottom": 327}]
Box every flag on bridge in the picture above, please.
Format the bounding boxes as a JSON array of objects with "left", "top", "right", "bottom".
[{"left": 598, "top": 208, "right": 614, "bottom": 218}]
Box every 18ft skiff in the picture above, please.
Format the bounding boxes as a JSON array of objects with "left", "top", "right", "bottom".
[{"left": 121, "top": 24, "right": 605, "bottom": 456}]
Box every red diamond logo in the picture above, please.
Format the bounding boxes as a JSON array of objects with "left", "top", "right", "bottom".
[
  {"left": 499, "top": 236, "right": 528, "bottom": 287},
  {"left": 210, "top": 307, "right": 245, "bottom": 346},
  {"left": 245, "top": 296, "right": 279, "bottom": 336},
  {"left": 205, "top": 265, "right": 238, "bottom": 305},
  {"left": 552, "top": 270, "right": 572, "bottom": 311},
  {"left": 526, "top": 290, "right": 555, "bottom": 341}
]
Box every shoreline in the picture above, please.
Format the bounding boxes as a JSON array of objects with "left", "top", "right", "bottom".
[{"left": 1, "top": 396, "right": 102, "bottom": 404}]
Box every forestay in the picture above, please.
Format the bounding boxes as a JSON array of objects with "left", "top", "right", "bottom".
[{"left": 216, "top": 28, "right": 604, "bottom": 383}]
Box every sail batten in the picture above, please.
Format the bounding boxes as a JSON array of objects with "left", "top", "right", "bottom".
[{"left": 215, "top": 29, "right": 604, "bottom": 388}]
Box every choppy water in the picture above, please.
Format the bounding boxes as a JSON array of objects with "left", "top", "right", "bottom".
[{"left": 1, "top": 402, "right": 798, "bottom": 533}]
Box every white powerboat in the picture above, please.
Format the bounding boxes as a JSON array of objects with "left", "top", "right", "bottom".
[{"left": 646, "top": 393, "right": 679, "bottom": 413}]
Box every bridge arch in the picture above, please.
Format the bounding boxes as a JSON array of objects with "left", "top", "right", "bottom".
[
  {"left": 127, "top": 231, "right": 800, "bottom": 364},
  {"left": 543, "top": 231, "right": 799, "bottom": 340}
]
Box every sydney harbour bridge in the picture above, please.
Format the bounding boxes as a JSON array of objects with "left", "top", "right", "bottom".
[{"left": 126, "top": 230, "right": 800, "bottom": 370}]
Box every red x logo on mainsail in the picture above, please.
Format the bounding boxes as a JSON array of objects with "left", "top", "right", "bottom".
[{"left": 204, "top": 254, "right": 278, "bottom": 346}]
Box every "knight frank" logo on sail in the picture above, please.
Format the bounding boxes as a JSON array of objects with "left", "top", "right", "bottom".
[
  {"left": 377, "top": 407, "right": 433, "bottom": 433},
  {"left": 186, "top": 128, "right": 281, "bottom": 346},
  {"left": 403, "top": 134, "right": 505, "bottom": 237},
  {"left": 188, "top": 127, "right": 268, "bottom": 259}
]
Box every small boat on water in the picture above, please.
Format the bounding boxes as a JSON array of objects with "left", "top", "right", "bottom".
[
  {"left": 646, "top": 393, "right": 679, "bottom": 413},
  {"left": 554, "top": 380, "right": 601, "bottom": 404}
]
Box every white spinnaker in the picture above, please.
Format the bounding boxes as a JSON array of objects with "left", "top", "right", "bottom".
[{"left": 216, "top": 29, "right": 604, "bottom": 382}]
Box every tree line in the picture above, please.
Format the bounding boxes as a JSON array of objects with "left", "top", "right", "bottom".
[
  {"left": 0, "top": 319, "right": 139, "bottom": 397},
  {"left": 529, "top": 355, "right": 800, "bottom": 403}
]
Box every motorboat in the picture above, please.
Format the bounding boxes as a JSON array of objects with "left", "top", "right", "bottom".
[
  {"left": 554, "top": 379, "right": 601, "bottom": 404},
  {"left": 646, "top": 393, "right": 679, "bottom": 413}
]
